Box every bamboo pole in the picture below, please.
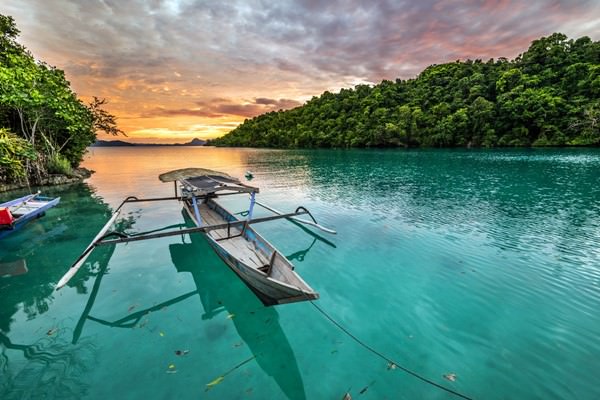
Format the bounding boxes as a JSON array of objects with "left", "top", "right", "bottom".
[{"left": 255, "top": 201, "right": 336, "bottom": 234}]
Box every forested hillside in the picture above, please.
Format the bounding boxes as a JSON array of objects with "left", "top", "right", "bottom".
[{"left": 213, "top": 33, "right": 599, "bottom": 148}]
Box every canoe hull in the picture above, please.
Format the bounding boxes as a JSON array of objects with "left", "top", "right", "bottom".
[{"left": 182, "top": 200, "right": 318, "bottom": 306}]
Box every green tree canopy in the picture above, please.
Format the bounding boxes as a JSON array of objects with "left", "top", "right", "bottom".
[
  {"left": 0, "top": 14, "right": 122, "bottom": 183},
  {"left": 213, "top": 33, "right": 600, "bottom": 149}
]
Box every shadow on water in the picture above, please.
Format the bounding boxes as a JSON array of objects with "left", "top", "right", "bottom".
[
  {"left": 285, "top": 219, "right": 336, "bottom": 260},
  {"left": 69, "top": 211, "right": 307, "bottom": 400},
  {"left": 170, "top": 234, "right": 307, "bottom": 400}
]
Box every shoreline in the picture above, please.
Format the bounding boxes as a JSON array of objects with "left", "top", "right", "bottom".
[{"left": 0, "top": 167, "right": 93, "bottom": 193}]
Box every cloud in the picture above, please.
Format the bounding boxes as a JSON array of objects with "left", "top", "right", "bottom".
[
  {"left": 255, "top": 98, "right": 301, "bottom": 108},
  {"left": 151, "top": 108, "right": 222, "bottom": 118},
  {"left": 151, "top": 97, "right": 302, "bottom": 119},
  {"left": 2, "top": 0, "right": 599, "bottom": 141}
]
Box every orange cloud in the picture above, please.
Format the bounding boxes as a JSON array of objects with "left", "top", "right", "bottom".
[{"left": 3, "top": 0, "right": 598, "bottom": 143}]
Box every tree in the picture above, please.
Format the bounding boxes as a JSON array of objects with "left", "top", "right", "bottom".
[
  {"left": 0, "top": 14, "right": 123, "bottom": 182},
  {"left": 0, "top": 127, "right": 35, "bottom": 181},
  {"left": 213, "top": 32, "right": 599, "bottom": 149}
]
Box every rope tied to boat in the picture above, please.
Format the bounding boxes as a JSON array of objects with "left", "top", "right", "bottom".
[
  {"left": 294, "top": 206, "right": 317, "bottom": 224},
  {"left": 307, "top": 299, "right": 475, "bottom": 400}
]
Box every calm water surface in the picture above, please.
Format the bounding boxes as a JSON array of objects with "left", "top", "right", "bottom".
[{"left": 1, "top": 147, "right": 599, "bottom": 399}]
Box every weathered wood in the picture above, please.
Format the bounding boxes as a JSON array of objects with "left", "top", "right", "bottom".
[
  {"left": 58, "top": 169, "right": 324, "bottom": 305},
  {"left": 1, "top": 193, "right": 60, "bottom": 239},
  {"left": 219, "top": 236, "right": 267, "bottom": 268},
  {"left": 96, "top": 210, "right": 308, "bottom": 246},
  {"left": 159, "top": 167, "right": 234, "bottom": 182},
  {"left": 183, "top": 197, "right": 319, "bottom": 305},
  {"left": 124, "top": 196, "right": 181, "bottom": 203}
]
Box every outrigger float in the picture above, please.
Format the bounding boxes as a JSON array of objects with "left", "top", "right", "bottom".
[{"left": 56, "top": 168, "right": 336, "bottom": 305}]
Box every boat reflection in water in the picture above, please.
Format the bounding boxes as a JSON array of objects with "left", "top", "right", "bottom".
[
  {"left": 170, "top": 231, "right": 307, "bottom": 400},
  {"left": 72, "top": 215, "right": 310, "bottom": 400}
]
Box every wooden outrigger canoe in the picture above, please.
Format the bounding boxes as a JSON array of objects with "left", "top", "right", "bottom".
[
  {"left": 57, "top": 168, "right": 336, "bottom": 306},
  {"left": 171, "top": 170, "right": 319, "bottom": 305},
  {"left": 0, "top": 192, "right": 60, "bottom": 239}
]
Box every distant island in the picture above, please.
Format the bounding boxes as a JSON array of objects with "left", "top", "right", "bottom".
[
  {"left": 213, "top": 33, "right": 599, "bottom": 148},
  {"left": 92, "top": 138, "right": 207, "bottom": 147}
]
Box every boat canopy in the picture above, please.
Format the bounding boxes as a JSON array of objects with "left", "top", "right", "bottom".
[{"left": 159, "top": 168, "right": 258, "bottom": 196}]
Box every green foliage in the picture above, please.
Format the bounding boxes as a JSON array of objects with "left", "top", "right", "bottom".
[
  {"left": 213, "top": 33, "right": 600, "bottom": 148},
  {"left": 46, "top": 153, "right": 72, "bottom": 175},
  {"left": 0, "top": 127, "right": 36, "bottom": 181},
  {"left": 0, "top": 14, "right": 123, "bottom": 182},
  {"left": 88, "top": 96, "right": 125, "bottom": 137}
]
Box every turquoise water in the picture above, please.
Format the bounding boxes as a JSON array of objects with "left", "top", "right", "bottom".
[{"left": 1, "top": 147, "right": 599, "bottom": 399}]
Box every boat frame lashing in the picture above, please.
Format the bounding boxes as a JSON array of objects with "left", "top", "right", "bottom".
[{"left": 57, "top": 168, "right": 336, "bottom": 306}]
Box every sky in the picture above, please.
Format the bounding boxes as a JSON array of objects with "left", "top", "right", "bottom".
[{"left": 2, "top": 0, "right": 600, "bottom": 143}]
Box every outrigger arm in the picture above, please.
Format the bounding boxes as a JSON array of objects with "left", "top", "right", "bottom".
[
  {"left": 55, "top": 195, "right": 316, "bottom": 290},
  {"left": 55, "top": 195, "right": 179, "bottom": 290},
  {"left": 254, "top": 200, "right": 337, "bottom": 234}
]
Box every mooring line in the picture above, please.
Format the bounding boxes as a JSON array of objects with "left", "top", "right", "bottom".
[{"left": 309, "top": 300, "right": 475, "bottom": 400}]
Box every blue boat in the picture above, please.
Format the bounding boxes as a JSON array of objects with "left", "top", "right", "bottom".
[{"left": 0, "top": 192, "right": 60, "bottom": 238}]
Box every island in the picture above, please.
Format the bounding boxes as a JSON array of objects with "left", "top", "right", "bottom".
[
  {"left": 92, "top": 138, "right": 207, "bottom": 147},
  {"left": 212, "top": 33, "right": 599, "bottom": 149}
]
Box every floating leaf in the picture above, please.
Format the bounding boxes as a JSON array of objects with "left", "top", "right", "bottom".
[
  {"left": 206, "top": 376, "right": 224, "bottom": 390},
  {"left": 166, "top": 364, "right": 177, "bottom": 374},
  {"left": 159, "top": 332, "right": 165, "bottom": 337},
  {"left": 443, "top": 373, "right": 457, "bottom": 382},
  {"left": 359, "top": 381, "right": 375, "bottom": 394}
]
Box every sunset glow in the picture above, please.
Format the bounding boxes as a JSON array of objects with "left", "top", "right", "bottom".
[{"left": 3, "top": 0, "right": 600, "bottom": 143}]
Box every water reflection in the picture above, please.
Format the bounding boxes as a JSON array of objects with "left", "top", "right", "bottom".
[
  {"left": 170, "top": 229, "right": 306, "bottom": 400},
  {"left": 248, "top": 148, "right": 600, "bottom": 263},
  {"left": 3, "top": 147, "right": 598, "bottom": 399},
  {"left": 0, "top": 259, "right": 27, "bottom": 277},
  {"left": 0, "top": 329, "right": 95, "bottom": 399},
  {"left": 81, "top": 147, "right": 600, "bottom": 267},
  {"left": 67, "top": 215, "right": 307, "bottom": 400},
  {"left": 0, "top": 184, "right": 116, "bottom": 334},
  {"left": 285, "top": 219, "right": 336, "bottom": 261},
  {"left": 0, "top": 185, "right": 137, "bottom": 400},
  {"left": 83, "top": 147, "right": 252, "bottom": 202}
]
